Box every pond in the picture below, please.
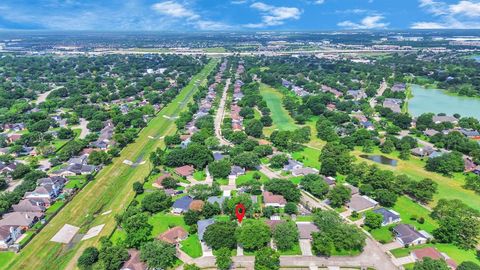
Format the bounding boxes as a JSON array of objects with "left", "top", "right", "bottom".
[
  {"left": 359, "top": 154, "right": 398, "bottom": 167},
  {"left": 408, "top": 84, "right": 480, "bottom": 120}
]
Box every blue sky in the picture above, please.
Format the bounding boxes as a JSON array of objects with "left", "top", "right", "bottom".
[{"left": 0, "top": 0, "right": 479, "bottom": 31}]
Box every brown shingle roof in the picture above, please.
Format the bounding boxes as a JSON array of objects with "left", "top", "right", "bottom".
[
  {"left": 263, "top": 191, "right": 287, "bottom": 205},
  {"left": 122, "top": 249, "right": 146, "bottom": 270},
  {"left": 152, "top": 173, "right": 172, "bottom": 188},
  {"left": 189, "top": 200, "right": 205, "bottom": 211},
  {"left": 174, "top": 165, "right": 195, "bottom": 177},
  {"left": 158, "top": 226, "right": 188, "bottom": 244}
]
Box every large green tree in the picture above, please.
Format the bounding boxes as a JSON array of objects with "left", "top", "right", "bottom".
[
  {"left": 254, "top": 247, "right": 280, "bottom": 270},
  {"left": 236, "top": 219, "right": 271, "bottom": 251},
  {"left": 272, "top": 221, "right": 299, "bottom": 251},
  {"left": 140, "top": 240, "right": 177, "bottom": 269},
  {"left": 203, "top": 221, "right": 238, "bottom": 250}
]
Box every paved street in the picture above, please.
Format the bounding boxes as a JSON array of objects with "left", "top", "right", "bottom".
[{"left": 214, "top": 78, "right": 233, "bottom": 146}]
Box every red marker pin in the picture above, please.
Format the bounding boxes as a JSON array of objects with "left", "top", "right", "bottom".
[{"left": 235, "top": 203, "right": 246, "bottom": 223}]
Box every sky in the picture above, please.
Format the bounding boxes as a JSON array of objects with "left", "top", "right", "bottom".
[{"left": 0, "top": 0, "right": 480, "bottom": 31}]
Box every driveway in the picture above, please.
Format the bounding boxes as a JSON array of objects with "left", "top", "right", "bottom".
[
  {"left": 393, "top": 255, "right": 415, "bottom": 266},
  {"left": 299, "top": 239, "right": 313, "bottom": 256},
  {"left": 382, "top": 241, "right": 403, "bottom": 251}
]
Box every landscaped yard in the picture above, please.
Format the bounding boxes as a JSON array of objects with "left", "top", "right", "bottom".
[
  {"left": 368, "top": 225, "right": 394, "bottom": 244},
  {"left": 180, "top": 234, "right": 202, "bottom": 258},
  {"left": 193, "top": 170, "right": 206, "bottom": 181},
  {"left": 259, "top": 83, "right": 298, "bottom": 135},
  {"left": 390, "top": 243, "right": 480, "bottom": 264},
  {"left": 149, "top": 213, "right": 189, "bottom": 237},
  {"left": 292, "top": 147, "right": 321, "bottom": 168},
  {"left": 236, "top": 171, "right": 269, "bottom": 186},
  {"left": 278, "top": 242, "right": 302, "bottom": 255},
  {"left": 392, "top": 196, "right": 438, "bottom": 233}
]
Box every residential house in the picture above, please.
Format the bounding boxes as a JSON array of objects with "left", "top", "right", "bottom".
[
  {"left": 0, "top": 163, "right": 17, "bottom": 175},
  {"left": 51, "top": 163, "right": 97, "bottom": 176},
  {"left": 464, "top": 157, "right": 477, "bottom": 172},
  {"left": 121, "top": 249, "right": 146, "bottom": 270},
  {"left": 411, "top": 146, "right": 435, "bottom": 157},
  {"left": 383, "top": 98, "right": 402, "bottom": 113},
  {"left": 12, "top": 199, "right": 46, "bottom": 213},
  {"left": 263, "top": 191, "right": 287, "bottom": 208},
  {"left": 158, "top": 226, "right": 188, "bottom": 244},
  {"left": 460, "top": 129, "right": 480, "bottom": 140},
  {"left": 172, "top": 196, "right": 193, "bottom": 214},
  {"left": 346, "top": 90, "right": 367, "bottom": 100},
  {"left": 393, "top": 224, "right": 429, "bottom": 246},
  {"left": 207, "top": 196, "right": 227, "bottom": 206},
  {"left": 412, "top": 247, "right": 457, "bottom": 269},
  {"left": 391, "top": 83, "right": 406, "bottom": 92},
  {"left": 189, "top": 200, "right": 205, "bottom": 212},
  {"left": 321, "top": 85, "right": 343, "bottom": 98},
  {"left": 265, "top": 219, "right": 285, "bottom": 230},
  {"left": 423, "top": 129, "right": 439, "bottom": 137},
  {"left": 213, "top": 152, "right": 225, "bottom": 161},
  {"left": 360, "top": 121, "right": 375, "bottom": 130},
  {"left": 373, "top": 208, "right": 401, "bottom": 226},
  {"left": 24, "top": 185, "right": 58, "bottom": 200},
  {"left": 174, "top": 165, "right": 195, "bottom": 178},
  {"left": 180, "top": 137, "right": 191, "bottom": 149},
  {"left": 322, "top": 176, "right": 336, "bottom": 187},
  {"left": 7, "top": 134, "right": 22, "bottom": 144},
  {"left": 0, "top": 226, "right": 22, "bottom": 249},
  {"left": 296, "top": 222, "right": 319, "bottom": 240},
  {"left": 198, "top": 219, "right": 215, "bottom": 241},
  {"left": 292, "top": 167, "right": 319, "bottom": 177},
  {"left": 37, "top": 176, "right": 66, "bottom": 193},
  {"left": 347, "top": 194, "right": 378, "bottom": 212},
  {"left": 432, "top": 115, "right": 458, "bottom": 124},
  {"left": 67, "top": 155, "right": 88, "bottom": 165},
  {"left": 229, "top": 166, "right": 245, "bottom": 178},
  {"left": 152, "top": 173, "right": 172, "bottom": 189},
  {"left": 283, "top": 159, "right": 303, "bottom": 172},
  {"left": 0, "top": 212, "right": 44, "bottom": 230}
]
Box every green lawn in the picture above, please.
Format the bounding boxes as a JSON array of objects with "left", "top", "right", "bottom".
[
  {"left": 180, "top": 234, "right": 202, "bottom": 258},
  {"left": 295, "top": 215, "right": 313, "bottom": 222},
  {"left": 292, "top": 147, "right": 321, "bottom": 169},
  {"left": 149, "top": 213, "right": 189, "bottom": 238},
  {"left": 390, "top": 243, "right": 480, "bottom": 264},
  {"left": 235, "top": 171, "right": 269, "bottom": 186},
  {"left": 259, "top": 83, "right": 298, "bottom": 135},
  {"left": 193, "top": 170, "right": 206, "bottom": 181},
  {"left": 45, "top": 200, "right": 65, "bottom": 215},
  {"left": 352, "top": 147, "right": 480, "bottom": 211},
  {"left": 368, "top": 225, "right": 394, "bottom": 244},
  {"left": 3, "top": 59, "right": 219, "bottom": 270},
  {"left": 278, "top": 242, "right": 302, "bottom": 255},
  {"left": 392, "top": 196, "right": 438, "bottom": 233},
  {"left": 0, "top": 252, "right": 14, "bottom": 269}
]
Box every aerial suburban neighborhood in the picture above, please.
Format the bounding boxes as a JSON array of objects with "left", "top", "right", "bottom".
[{"left": 0, "top": 1, "right": 480, "bottom": 270}]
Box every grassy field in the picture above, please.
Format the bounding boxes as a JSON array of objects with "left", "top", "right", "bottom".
[
  {"left": 180, "top": 234, "right": 202, "bottom": 258},
  {"left": 392, "top": 196, "right": 438, "bottom": 233},
  {"left": 259, "top": 83, "right": 298, "bottom": 136},
  {"left": 368, "top": 225, "right": 394, "bottom": 244},
  {"left": 292, "top": 147, "right": 321, "bottom": 169},
  {"left": 149, "top": 213, "right": 189, "bottom": 237},
  {"left": 235, "top": 171, "right": 269, "bottom": 186},
  {"left": 3, "top": 59, "right": 219, "bottom": 270},
  {"left": 352, "top": 147, "right": 480, "bottom": 211}
]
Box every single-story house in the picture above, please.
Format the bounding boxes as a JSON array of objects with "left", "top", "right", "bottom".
[
  {"left": 346, "top": 90, "right": 367, "bottom": 100},
  {"left": 213, "top": 152, "right": 225, "bottom": 161},
  {"left": 393, "top": 224, "right": 429, "bottom": 246},
  {"left": 152, "top": 173, "right": 172, "bottom": 189},
  {"left": 292, "top": 167, "right": 319, "bottom": 177},
  {"left": 198, "top": 219, "right": 215, "bottom": 242},
  {"left": 373, "top": 208, "right": 401, "bottom": 226},
  {"left": 265, "top": 219, "right": 285, "bottom": 230},
  {"left": 391, "top": 83, "right": 406, "bottom": 92},
  {"left": 207, "top": 196, "right": 227, "bottom": 206},
  {"left": 0, "top": 212, "right": 44, "bottom": 230},
  {"left": 412, "top": 247, "right": 457, "bottom": 269},
  {"left": 460, "top": 129, "right": 480, "bottom": 139},
  {"left": 24, "top": 185, "right": 58, "bottom": 200},
  {"left": 51, "top": 163, "right": 97, "bottom": 176},
  {"left": 174, "top": 165, "right": 195, "bottom": 178},
  {"left": 322, "top": 176, "right": 336, "bottom": 186},
  {"left": 283, "top": 159, "right": 303, "bottom": 172},
  {"left": 121, "top": 249, "right": 146, "bottom": 270},
  {"left": 263, "top": 191, "right": 287, "bottom": 208},
  {"left": 344, "top": 183, "right": 359, "bottom": 195},
  {"left": 423, "top": 129, "right": 439, "bottom": 137},
  {"left": 347, "top": 195, "right": 378, "bottom": 212},
  {"left": 432, "top": 115, "right": 458, "bottom": 124},
  {"left": 158, "top": 226, "right": 188, "bottom": 244},
  {"left": 12, "top": 199, "right": 46, "bottom": 213},
  {"left": 189, "top": 200, "right": 205, "bottom": 212},
  {"left": 411, "top": 146, "right": 435, "bottom": 157},
  {"left": 172, "top": 196, "right": 193, "bottom": 214},
  {"left": 230, "top": 166, "right": 245, "bottom": 177},
  {"left": 296, "top": 222, "right": 319, "bottom": 240},
  {"left": 0, "top": 225, "right": 22, "bottom": 249}
]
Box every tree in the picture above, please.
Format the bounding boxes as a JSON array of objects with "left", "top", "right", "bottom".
[
  {"left": 319, "top": 142, "right": 354, "bottom": 176},
  {"left": 184, "top": 143, "right": 214, "bottom": 169},
  {"left": 141, "top": 190, "right": 172, "bottom": 213},
  {"left": 132, "top": 181, "right": 144, "bottom": 194},
  {"left": 87, "top": 120, "right": 104, "bottom": 132},
  {"left": 122, "top": 213, "right": 153, "bottom": 248},
  {"left": 77, "top": 247, "right": 99, "bottom": 270},
  {"left": 203, "top": 221, "right": 238, "bottom": 250},
  {"left": 300, "top": 174, "right": 329, "bottom": 199},
  {"left": 162, "top": 177, "right": 179, "bottom": 189},
  {"left": 98, "top": 239, "right": 129, "bottom": 270},
  {"left": 245, "top": 119, "right": 264, "bottom": 138},
  {"left": 408, "top": 178, "right": 438, "bottom": 203},
  {"left": 426, "top": 152, "right": 465, "bottom": 176},
  {"left": 254, "top": 247, "right": 280, "bottom": 270},
  {"left": 458, "top": 261, "right": 480, "bottom": 270},
  {"left": 465, "top": 175, "right": 480, "bottom": 193},
  {"left": 413, "top": 258, "right": 449, "bottom": 270},
  {"left": 215, "top": 247, "right": 233, "bottom": 270},
  {"left": 209, "top": 159, "right": 232, "bottom": 179},
  {"left": 57, "top": 128, "right": 75, "bottom": 139},
  {"left": 374, "top": 189, "right": 398, "bottom": 207},
  {"left": 327, "top": 186, "right": 351, "bottom": 208},
  {"left": 140, "top": 240, "right": 177, "bottom": 269},
  {"left": 364, "top": 212, "right": 383, "bottom": 229},
  {"left": 236, "top": 219, "right": 271, "bottom": 251},
  {"left": 284, "top": 202, "right": 298, "bottom": 215},
  {"left": 265, "top": 179, "right": 301, "bottom": 202},
  {"left": 253, "top": 145, "right": 273, "bottom": 157},
  {"left": 272, "top": 221, "right": 299, "bottom": 251},
  {"left": 184, "top": 210, "right": 201, "bottom": 226},
  {"left": 88, "top": 151, "right": 110, "bottom": 165},
  {"left": 381, "top": 139, "right": 395, "bottom": 154},
  {"left": 149, "top": 147, "right": 164, "bottom": 166},
  {"left": 233, "top": 152, "right": 260, "bottom": 169},
  {"left": 269, "top": 154, "right": 288, "bottom": 169}
]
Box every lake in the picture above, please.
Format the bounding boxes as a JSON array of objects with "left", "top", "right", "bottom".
[
  {"left": 408, "top": 84, "right": 480, "bottom": 120},
  {"left": 359, "top": 154, "right": 398, "bottom": 167}
]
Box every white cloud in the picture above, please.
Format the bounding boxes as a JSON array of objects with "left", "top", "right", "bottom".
[
  {"left": 246, "top": 2, "right": 302, "bottom": 28},
  {"left": 151, "top": 1, "right": 198, "bottom": 19},
  {"left": 314, "top": 0, "right": 325, "bottom": 4},
  {"left": 412, "top": 0, "right": 480, "bottom": 29},
  {"left": 338, "top": 15, "right": 389, "bottom": 29},
  {"left": 231, "top": 0, "right": 248, "bottom": 4}
]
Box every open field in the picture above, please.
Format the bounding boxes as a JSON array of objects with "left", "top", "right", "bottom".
[
  {"left": 3, "top": 59, "right": 219, "bottom": 270},
  {"left": 352, "top": 147, "right": 480, "bottom": 211},
  {"left": 259, "top": 83, "right": 298, "bottom": 135},
  {"left": 392, "top": 196, "right": 438, "bottom": 233}
]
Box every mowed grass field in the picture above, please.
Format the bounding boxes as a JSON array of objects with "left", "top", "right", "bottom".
[
  {"left": 352, "top": 147, "right": 480, "bottom": 212},
  {"left": 3, "top": 59, "right": 219, "bottom": 270},
  {"left": 259, "top": 83, "right": 298, "bottom": 136}
]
